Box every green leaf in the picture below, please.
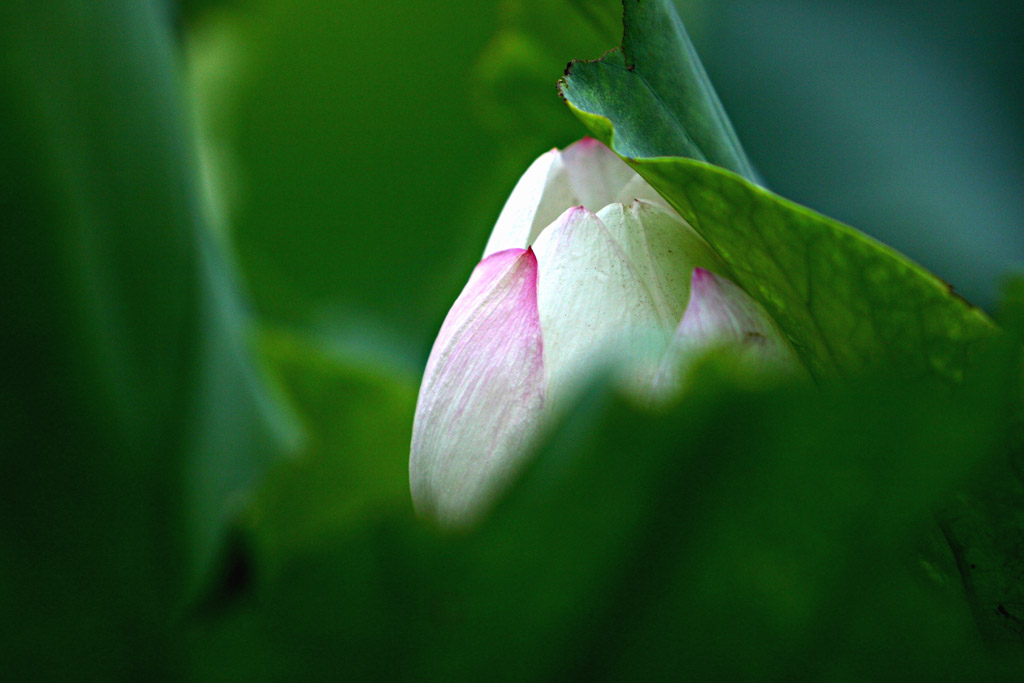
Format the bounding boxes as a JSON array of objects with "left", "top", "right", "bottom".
[
  {"left": 561, "top": 0, "right": 758, "bottom": 181},
  {"left": 997, "top": 275, "right": 1024, "bottom": 341},
  {"left": 188, "top": 361, "right": 1024, "bottom": 680},
  {"left": 420, "top": 365, "right": 1020, "bottom": 680},
  {"left": 184, "top": 0, "right": 510, "bottom": 353},
  {"left": 936, "top": 280, "right": 1024, "bottom": 649},
  {"left": 243, "top": 327, "right": 418, "bottom": 572},
  {"left": 0, "top": 2, "right": 284, "bottom": 676},
  {"left": 558, "top": 0, "right": 995, "bottom": 381},
  {"left": 184, "top": 248, "right": 297, "bottom": 591},
  {"left": 939, "top": 461, "right": 1024, "bottom": 649}
]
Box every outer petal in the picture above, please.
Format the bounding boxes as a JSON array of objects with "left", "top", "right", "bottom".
[
  {"left": 653, "top": 268, "right": 804, "bottom": 396},
  {"left": 483, "top": 150, "right": 574, "bottom": 256},
  {"left": 410, "top": 249, "right": 545, "bottom": 525},
  {"left": 532, "top": 207, "right": 667, "bottom": 409}
]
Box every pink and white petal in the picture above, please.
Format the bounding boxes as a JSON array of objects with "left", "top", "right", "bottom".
[
  {"left": 560, "top": 137, "right": 639, "bottom": 211},
  {"left": 483, "top": 150, "right": 575, "bottom": 256},
  {"left": 595, "top": 201, "right": 723, "bottom": 337},
  {"left": 532, "top": 207, "right": 668, "bottom": 409},
  {"left": 410, "top": 249, "right": 546, "bottom": 525},
  {"left": 652, "top": 268, "right": 803, "bottom": 396}
]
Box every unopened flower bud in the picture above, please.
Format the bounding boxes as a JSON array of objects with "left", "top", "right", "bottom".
[{"left": 411, "top": 139, "right": 800, "bottom": 525}]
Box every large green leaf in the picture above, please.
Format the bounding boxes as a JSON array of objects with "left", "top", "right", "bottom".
[
  {"left": 934, "top": 282, "right": 1024, "bottom": 648},
  {"left": 939, "top": 460, "right": 1024, "bottom": 648},
  {"left": 0, "top": 2, "right": 283, "bottom": 676},
  {"left": 188, "top": 357, "right": 1024, "bottom": 680},
  {"left": 558, "top": 0, "right": 995, "bottom": 381}
]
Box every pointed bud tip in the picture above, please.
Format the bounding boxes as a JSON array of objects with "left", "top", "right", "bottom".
[
  {"left": 507, "top": 247, "right": 539, "bottom": 276},
  {"left": 560, "top": 205, "right": 594, "bottom": 221},
  {"left": 691, "top": 267, "right": 715, "bottom": 291},
  {"left": 564, "top": 136, "right": 607, "bottom": 155},
  {"left": 482, "top": 246, "right": 528, "bottom": 264}
]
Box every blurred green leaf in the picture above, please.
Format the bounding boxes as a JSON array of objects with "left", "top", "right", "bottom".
[
  {"left": 190, "top": 352, "right": 1024, "bottom": 680},
  {"left": 185, "top": 0, "right": 510, "bottom": 356},
  {"left": 939, "top": 462, "right": 1024, "bottom": 649},
  {"left": 422, "top": 362, "right": 1020, "bottom": 680},
  {"left": 177, "top": 0, "right": 247, "bottom": 24},
  {"left": 472, "top": 0, "right": 617, "bottom": 150},
  {"left": 188, "top": 516, "right": 440, "bottom": 683},
  {"left": 559, "top": 0, "right": 994, "bottom": 381},
  {"left": 244, "top": 326, "right": 418, "bottom": 573},
  {"left": 1, "top": 1, "right": 283, "bottom": 676},
  {"left": 997, "top": 275, "right": 1024, "bottom": 341},
  {"left": 183, "top": 245, "right": 295, "bottom": 591},
  {"left": 936, "top": 279, "right": 1024, "bottom": 648}
]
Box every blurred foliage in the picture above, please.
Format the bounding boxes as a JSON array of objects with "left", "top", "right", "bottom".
[
  {"left": 998, "top": 276, "right": 1024, "bottom": 342},
  {"left": 936, "top": 279, "right": 1024, "bottom": 648},
  {"left": 939, "top": 461, "right": 1024, "bottom": 648},
  {"left": 1, "top": 1, "right": 285, "bottom": 678},
  {"left": 471, "top": 0, "right": 617, "bottom": 150},
  {"left": 187, "top": 341, "right": 1024, "bottom": 680},
  {"left": 3, "top": 0, "right": 1024, "bottom": 680},
  {"left": 185, "top": 0, "right": 515, "bottom": 359},
  {"left": 244, "top": 326, "right": 418, "bottom": 574}
]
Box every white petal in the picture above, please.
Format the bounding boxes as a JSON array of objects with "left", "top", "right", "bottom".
[
  {"left": 653, "top": 268, "right": 803, "bottom": 396},
  {"left": 410, "top": 248, "right": 545, "bottom": 525},
  {"left": 595, "top": 201, "right": 722, "bottom": 337},
  {"left": 483, "top": 149, "right": 574, "bottom": 256},
  {"left": 613, "top": 173, "right": 673, "bottom": 211},
  {"left": 532, "top": 207, "right": 668, "bottom": 409},
  {"left": 560, "top": 137, "right": 639, "bottom": 211}
]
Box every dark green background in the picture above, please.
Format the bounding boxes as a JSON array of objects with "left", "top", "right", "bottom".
[{"left": 2, "top": 0, "right": 1022, "bottom": 679}]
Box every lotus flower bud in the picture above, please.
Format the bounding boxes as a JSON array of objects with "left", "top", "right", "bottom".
[{"left": 411, "top": 139, "right": 801, "bottom": 526}]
